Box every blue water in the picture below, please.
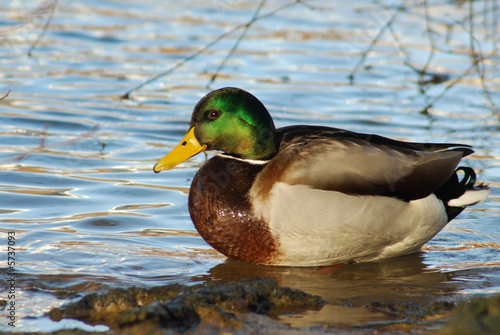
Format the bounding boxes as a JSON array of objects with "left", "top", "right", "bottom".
[{"left": 0, "top": 0, "right": 499, "bottom": 332}]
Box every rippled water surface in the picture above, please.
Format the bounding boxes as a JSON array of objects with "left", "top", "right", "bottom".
[{"left": 1, "top": 0, "right": 499, "bottom": 332}]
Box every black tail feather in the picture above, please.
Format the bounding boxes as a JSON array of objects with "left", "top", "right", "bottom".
[
  {"left": 434, "top": 166, "right": 479, "bottom": 221},
  {"left": 456, "top": 166, "right": 476, "bottom": 187}
]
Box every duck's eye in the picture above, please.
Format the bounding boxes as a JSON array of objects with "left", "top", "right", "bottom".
[{"left": 207, "top": 110, "right": 221, "bottom": 120}]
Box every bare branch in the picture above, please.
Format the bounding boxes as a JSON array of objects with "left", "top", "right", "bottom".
[
  {"left": 0, "top": 125, "right": 100, "bottom": 165},
  {"left": 121, "top": 0, "right": 305, "bottom": 100},
  {"left": 27, "top": 0, "right": 58, "bottom": 57},
  {"left": 451, "top": 1, "right": 500, "bottom": 116},
  {"left": 348, "top": 4, "right": 404, "bottom": 84},
  {"left": 0, "top": 90, "right": 11, "bottom": 101},
  {"left": 420, "top": 60, "right": 478, "bottom": 114},
  {"left": 418, "top": 0, "right": 437, "bottom": 93},
  {"left": 0, "top": 0, "right": 57, "bottom": 38},
  {"left": 206, "top": 0, "right": 267, "bottom": 89}
]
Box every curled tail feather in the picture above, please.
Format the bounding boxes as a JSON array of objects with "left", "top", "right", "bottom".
[{"left": 434, "top": 166, "right": 489, "bottom": 221}]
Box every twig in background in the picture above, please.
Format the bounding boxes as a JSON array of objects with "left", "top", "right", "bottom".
[
  {"left": 354, "top": 0, "right": 497, "bottom": 116},
  {"left": 468, "top": 0, "right": 477, "bottom": 56},
  {"left": 419, "top": 59, "right": 478, "bottom": 115},
  {"left": 348, "top": 4, "right": 404, "bottom": 84},
  {"left": 0, "top": 125, "right": 100, "bottom": 165},
  {"left": 418, "top": 0, "right": 437, "bottom": 93},
  {"left": 27, "top": 0, "right": 58, "bottom": 57},
  {"left": 475, "top": 63, "right": 499, "bottom": 116},
  {"left": 386, "top": 21, "right": 445, "bottom": 91},
  {"left": 0, "top": 90, "right": 11, "bottom": 100},
  {"left": 206, "top": 0, "right": 267, "bottom": 89},
  {"left": 387, "top": 22, "right": 448, "bottom": 87},
  {"left": 385, "top": 12, "right": 434, "bottom": 84},
  {"left": 39, "top": 123, "right": 49, "bottom": 149},
  {"left": 387, "top": 23, "right": 410, "bottom": 62},
  {"left": 120, "top": 0, "right": 307, "bottom": 100},
  {"left": 466, "top": 1, "right": 499, "bottom": 116},
  {"left": 398, "top": 0, "right": 449, "bottom": 91},
  {"left": 453, "top": 1, "right": 499, "bottom": 116},
  {"left": 491, "top": 0, "right": 498, "bottom": 52},
  {"left": 1, "top": 1, "right": 46, "bottom": 37}
]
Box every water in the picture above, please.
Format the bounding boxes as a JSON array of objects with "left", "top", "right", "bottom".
[{"left": 0, "top": 0, "right": 499, "bottom": 332}]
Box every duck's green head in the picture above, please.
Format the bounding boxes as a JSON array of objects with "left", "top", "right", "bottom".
[{"left": 154, "top": 87, "right": 277, "bottom": 172}]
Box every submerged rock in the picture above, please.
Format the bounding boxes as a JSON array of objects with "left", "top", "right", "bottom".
[
  {"left": 366, "top": 300, "right": 455, "bottom": 323},
  {"left": 48, "top": 277, "right": 325, "bottom": 334}
]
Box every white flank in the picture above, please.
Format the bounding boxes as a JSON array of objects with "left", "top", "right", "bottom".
[
  {"left": 250, "top": 182, "right": 448, "bottom": 266},
  {"left": 448, "top": 188, "right": 490, "bottom": 207}
]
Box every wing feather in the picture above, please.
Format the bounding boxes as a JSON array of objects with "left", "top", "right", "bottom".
[{"left": 252, "top": 126, "right": 471, "bottom": 201}]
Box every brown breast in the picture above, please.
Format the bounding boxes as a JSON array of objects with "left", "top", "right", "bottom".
[{"left": 188, "top": 156, "right": 281, "bottom": 264}]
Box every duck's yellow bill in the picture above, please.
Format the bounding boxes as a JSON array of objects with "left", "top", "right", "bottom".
[{"left": 153, "top": 127, "right": 207, "bottom": 173}]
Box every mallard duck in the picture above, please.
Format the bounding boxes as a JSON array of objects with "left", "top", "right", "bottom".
[{"left": 154, "top": 87, "right": 489, "bottom": 267}]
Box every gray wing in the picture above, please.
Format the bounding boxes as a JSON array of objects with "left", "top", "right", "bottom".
[{"left": 254, "top": 127, "right": 471, "bottom": 201}]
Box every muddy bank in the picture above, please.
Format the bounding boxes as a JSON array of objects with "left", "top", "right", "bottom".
[
  {"left": 3, "top": 277, "right": 499, "bottom": 335},
  {"left": 46, "top": 277, "right": 326, "bottom": 334}
]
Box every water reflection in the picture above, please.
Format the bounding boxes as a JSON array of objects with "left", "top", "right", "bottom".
[
  {"left": 4, "top": 252, "right": 474, "bottom": 331},
  {"left": 200, "top": 253, "right": 462, "bottom": 327}
]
